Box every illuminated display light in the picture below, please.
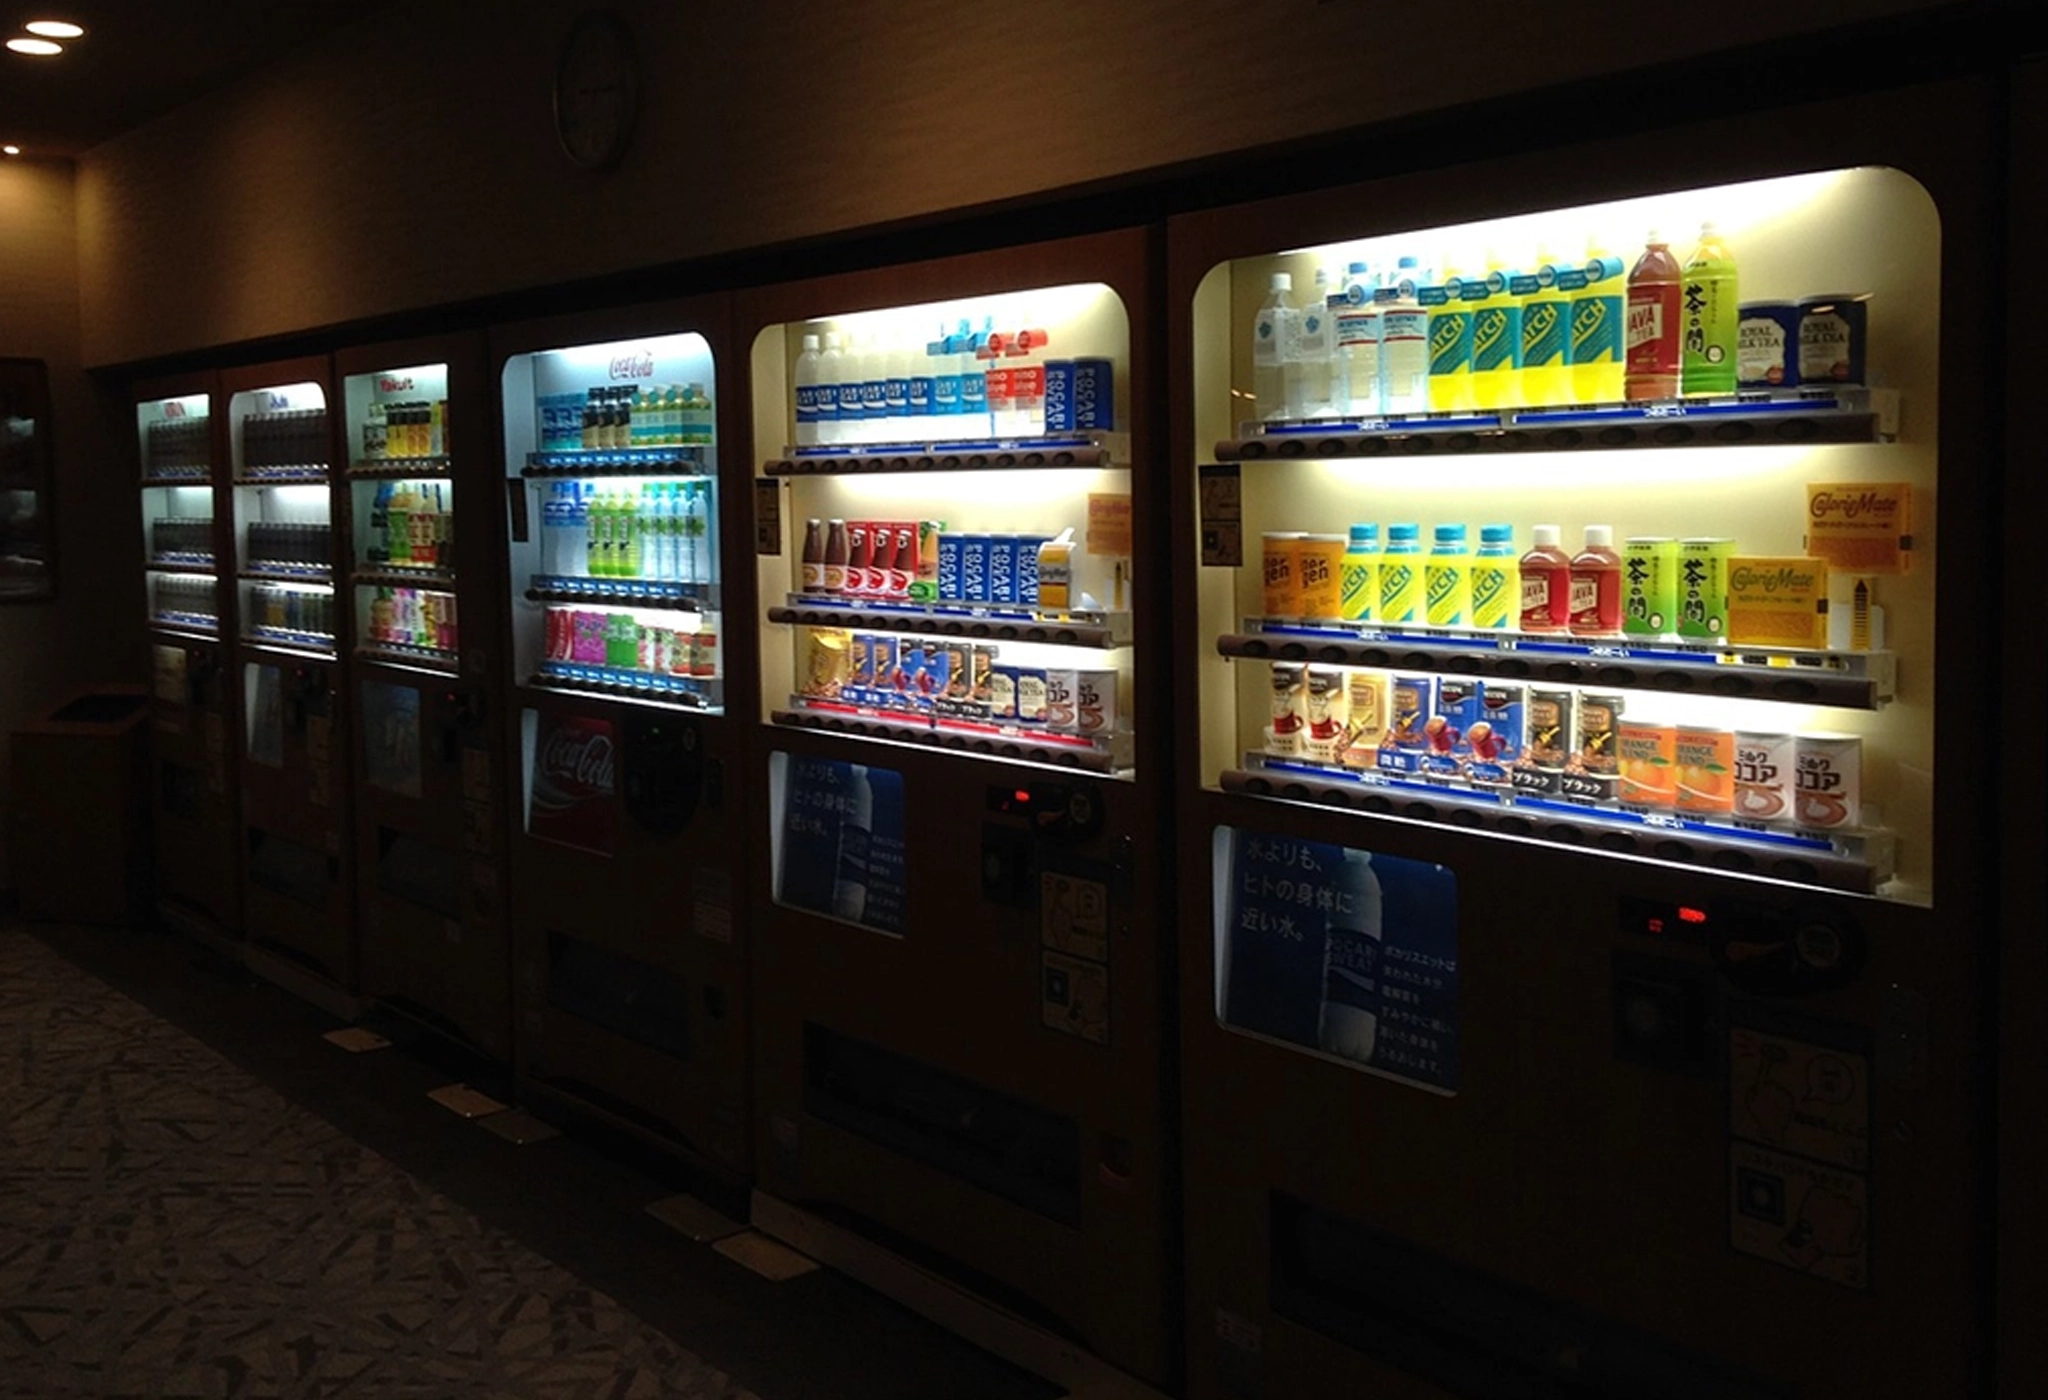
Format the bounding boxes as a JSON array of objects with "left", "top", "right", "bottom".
[
  {"left": 6, "top": 38, "right": 64, "bottom": 55},
  {"left": 24, "top": 21, "right": 85, "bottom": 39}
]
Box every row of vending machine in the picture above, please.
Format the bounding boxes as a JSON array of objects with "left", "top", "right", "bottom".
[{"left": 127, "top": 83, "right": 2021, "bottom": 1400}]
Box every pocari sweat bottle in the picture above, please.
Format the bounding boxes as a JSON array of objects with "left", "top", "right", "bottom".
[
  {"left": 1253, "top": 272, "right": 1296, "bottom": 423},
  {"left": 816, "top": 332, "right": 845, "bottom": 444},
  {"left": 835, "top": 332, "right": 867, "bottom": 443},
  {"left": 858, "top": 331, "right": 890, "bottom": 441},
  {"left": 793, "top": 332, "right": 823, "bottom": 446},
  {"left": 883, "top": 333, "right": 913, "bottom": 438}
]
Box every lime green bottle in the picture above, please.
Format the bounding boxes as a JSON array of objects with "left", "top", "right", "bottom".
[
  {"left": 1339, "top": 523, "right": 1379, "bottom": 623},
  {"left": 1681, "top": 221, "right": 1739, "bottom": 396},
  {"left": 1380, "top": 522, "right": 1424, "bottom": 624}
]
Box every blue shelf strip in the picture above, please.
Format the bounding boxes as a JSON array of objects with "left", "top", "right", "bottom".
[
  {"left": 247, "top": 626, "right": 335, "bottom": 651},
  {"left": 786, "top": 434, "right": 1099, "bottom": 460},
  {"left": 532, "top": 574, "right": 714, "bottom": 608},
  {"left": 1248, "top": 622, "right": 1847, "bottom": 674},
  {"left": 153, "top": 611, "right": 218, "bottom": 631},
  {"left": 1254, "top": 389, "right": 1871, "bottom": 438},
  {"left": 538, "top": 660, "right": 718, "bottom": 701},
  {"left": 524, "top": 446, "right": 708, "bottom": 472}
]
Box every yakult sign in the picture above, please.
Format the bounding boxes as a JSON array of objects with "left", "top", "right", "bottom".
[{"left": 529, "top": 713, "right": 617, "bottom": 853}]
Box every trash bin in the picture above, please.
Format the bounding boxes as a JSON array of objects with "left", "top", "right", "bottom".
[{"left": 9, "top": 684, "right": 152, "bottom": 926}]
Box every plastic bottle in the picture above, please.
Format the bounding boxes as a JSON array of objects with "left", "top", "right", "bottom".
[
  {"left": 1334, "top": 263, "right": 1383, "bottom": 418},
  {"left": 1008, "top": 321, "right": 1048, "bottom": 435},
  {"left": 1519, "top": 523, "right": 1572, "bottom": 632},
  {"left": 907, "top": 334, "right": 935, "bottom": 425},
  {"left": 1425, "top": 524, "right": 1473, "bottom": 628},
  {"left": 683, "top": 480, "right": 706, "bottom": 584},
  {"left": 1469, "top": 257, "right": 1524, "bottom": 411},
  {"left": 1318, "top": 851, "right": 1384, "bottom": 1064},
  {"left": 1287, "top": 268, "right": 1336, "bottom": 420},
  {"left": 959, "top": 317, "right": 992, "bottom": 438},
  {"left": 929, "top": 324, "right": 962, "bottom": 434},
  {"left": 858, "top": 331, "right": 890, "bottom": 440},
  {"left": 1470, "top": 524, "right": 1518, "bottom": 630},
  {"left": 815, "top": 333, "right": 845, "bottom": 445},
  {"left": 823, "top": 518, "right": 850, "bottom": 594},
  {"left": 568, "top": 483, "right": 591, "bottom": 577},
  {"left": 793, "top": 333, "right": 823, "bottom": 446},
  {"left": 833, "top": 333, "right": 866, "bottom": 443},
  {"left": 1339, "top": 522, "right": 1379, "bottom": 623},
  {"left": 1569, "top": 243, "right": 1628, "bottom": 405},
  {"left": 584, "top": 489, "right": 608, "bottom": 578},
  {"left": 1625, "top": 229, "right": 1684, "bottom": 401},
  {"left": 1425, "top": 261, "right": 1476, "bottom": 413},
  {"left": 883, "top": 332, "right": 913, "bottom": 437},
  {"left": 1681, "top": 221, "right": 1739, "bottom": 396},
  {"left": 1252, "top": 272, "right": 1296, "bottom": 423},
  {"left": 1378, "top": 258, "right": 1431, "bottom": 416},
  {"left": 1378, "top": 522, "right": 1424, "bottom": 625},
  {"left": 1518, "top": 252, "right": 1573, "bottom": 409},
  {"left": 1569, "top": 524, "right": 1624, "bottom": 636},
  {"left": 801, "top": 518, "right": 826, "bottom": 593}
]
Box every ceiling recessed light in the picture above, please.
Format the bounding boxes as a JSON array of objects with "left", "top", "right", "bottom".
[
  {"left": 6, "top": 37, "right": 65, "bottom": 55},
  {"left": 24, "top": 20, "right": 85, "bottom": 39},
  {"left": 2, "top": 145, "right": 20, "bottom": 157}
]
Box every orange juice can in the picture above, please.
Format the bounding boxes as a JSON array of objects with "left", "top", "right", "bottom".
[
  {"left": 1262, "top": 532, "right": 1307, "bottom": 618},
  {"left": 1674, "top": 725, "right": 1736, "bottom": 815},
  {"left": 1616, "top": 720, "right": 1677, "bottom": 809},
  {"left": 1298, "top": 534, "right": 1348, "bottom": 620}
]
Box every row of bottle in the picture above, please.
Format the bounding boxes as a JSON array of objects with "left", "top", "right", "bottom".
[
  {"left": 539, "top": 480, "right": 711, "bottom": 582},
  {"left": 362, "top": 400, "right": 447, "bottom": 460},
  {"left": 365, "top": 480, "right": 452, "bottom": 569},
  {"left": 239, "top": 408, "right": 329, "bottom": 473},
  {"left": 152, "top": 576, "right": 218, "bottom": 626},
  {"left": 543, "top": 606, "right": 720, "bottom": 680},
  {"left": 1266, "top": 522, "right": 1730, "bottom": 639},
  {"left": 365, "top": 586, "right": 457, "bottom": 655},
  {"left": 249, "top": 583, "right": 335, "bottom": 640},
  {"left": 245, "top": 520, "right": 332, "bottom": 571},
  {"left": 538, "top": 385, "right": 716, "bottom": 454},
  {"left": 794, "top": 318, "right": 1083, "bottom": 446},
  {"left": 1252, "top": 225, "right": 1748, "bottom": 420},
  {"left": 144, "top": 417, "right": 210, "bottom": 478},
  {"left": 150, "top": 517, "right": 214, "bottom": 562}
]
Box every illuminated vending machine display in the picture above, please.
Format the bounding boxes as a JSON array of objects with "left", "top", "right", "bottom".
[
  {"left": 744, "top": 231, "right": 1174, "bottom": 1391},
  {"left": 227, "top": 359, "right": 356, "bottom": 993},
  {"left": 1172, "top": 91, "right": 1999, "bottom": 1400},
  {"left": 339, "top": 339, "right": 508, "bottom": 1059},
  {"left": 496, "top": 310, "right": 749, "bottom": 1171},
  {"left": 137, "top": 377, "right": 240, "bottom": 944}
]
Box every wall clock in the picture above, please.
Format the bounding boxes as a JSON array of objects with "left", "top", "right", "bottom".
[{"left": 554, "top": 11, "right": 640, "bottom": 171}]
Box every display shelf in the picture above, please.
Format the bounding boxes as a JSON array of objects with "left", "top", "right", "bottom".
[
  {"left": 1215, "top": 389, "right": 1897, "bottom": 461},
  {"left": 147, "top": 557, "right": 216, "bottom": 573},
  {"left": 234, "top": 467, "right": 330, "bottom": 485},
  {"left": 530, "top": 662, "right": 721, "bottom": 708},
  {"left": 348, "top": 456, "right": 451, "bottom": 479},
  {"left": 356, "top": 643, "right": 458, "bottom": 674},
  {"left": 241, "top": 630, "right": 337, "bottom": 659},
  {"left": 763, "top": 431, "right": 1126, "bottom": 476},
  {"left": 774, "top": 696, "right": 1131, "bottom": 775},
  {"left": 1222, "top": 754, "right": 1893, "bottom": 895},
  {"left": 356, "top": 564, "right": 456, "bottom": 589},
  {"left": 1219, "top": 624, "right": 1894, "bottom": 710},
  {"left": 240, "top": 565, "right": 334, "bottom": 585},
  {"left": 150, "top": 614, "right": 219, "bottom": 637},
  {"left": 140, "top": 469, "right": 211, "bottom": 487},
  {"left": 771, "top": 595, "right": 1130, "bottom": 647},
  {"left": 525, "top": 574, "right": 717, "bottom": 610},
  {"left": 521, "top": 446, "right": 708, "bottom": 478}
]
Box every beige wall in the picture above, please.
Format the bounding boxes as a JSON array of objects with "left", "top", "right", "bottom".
[
  {"left": 1, "top": 158, "right": 141, "bottom": 889},
  {"left": 77, "top": 0, "right": 1942, "bottom": 367}
]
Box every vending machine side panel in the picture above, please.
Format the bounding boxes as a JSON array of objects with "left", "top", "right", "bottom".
[{"left": 1168, "top": 77, "right": 2000, "bottom": 1400}]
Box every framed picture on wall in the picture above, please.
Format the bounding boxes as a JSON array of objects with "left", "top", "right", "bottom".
[{"left": 0, "top": 358, "right": 55, "bottom": 601}]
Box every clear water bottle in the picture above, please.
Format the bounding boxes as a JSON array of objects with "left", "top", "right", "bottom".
[
  {"left": 1252, "top": 272, "right": 1295, "bottom": 423},
  {"left": 1287, "top": 267, "right": 1336, "bottom": 419}
]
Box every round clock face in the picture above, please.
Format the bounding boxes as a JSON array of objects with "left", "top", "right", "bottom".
[{"left": 554, "top": 11, "right": 640, "bottom": 170}]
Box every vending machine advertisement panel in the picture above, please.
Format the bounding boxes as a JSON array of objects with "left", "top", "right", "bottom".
[
  {"left": 336, "top": 333, "right": 509, "bottom": 1060},
  {"left": 135, "top": 371, "right": 240, "bottom": 946},
  {"left": 493, "top": 298, "right": 753, "bottom": 1175},
  {"left": 741, "top": 229, "right": 1174, "bottom": 1390},
  {"left": 1169, "top": 81, "right": 1999, "bottom": 1400},
  {"left": 223, "top": 355, "right": 355, "bottom": 992}
]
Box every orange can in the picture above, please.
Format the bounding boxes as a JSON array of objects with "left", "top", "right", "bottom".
[
  {"left": 1674, "top": 725, "right": 1736, "bottom": 815},
  {"left": 1262, "top": 532, "right": 1306, "bottom": 618},
  {"left": 1616, "top": 720, "right": 1677, "bottom": 808}
]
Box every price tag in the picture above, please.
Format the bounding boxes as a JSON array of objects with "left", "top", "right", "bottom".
[
  {"left": 1086, "top": 492, "right": 1132, "bottom": 556},
  {"left": 755, "top": 479, "right": 783, "bottom": 555}
]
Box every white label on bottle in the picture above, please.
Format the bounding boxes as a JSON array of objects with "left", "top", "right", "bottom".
[{"left": 1738, "top": 317, "right": 1788, "bottom": 383}]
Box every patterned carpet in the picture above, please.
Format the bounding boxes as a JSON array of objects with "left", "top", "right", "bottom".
[{"left": 0, "top": 929, "right": 758, "bottom": 1400}]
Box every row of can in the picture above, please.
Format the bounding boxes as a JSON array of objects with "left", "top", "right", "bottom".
[
  {"left": 802, "top": 628, "right": 1119, "bottom": 736},
  {"left": 250, "top": 583, "right": 336, "bottom": 639},
  {"left": 1268, "top": 663, "right": 1860, "bottom": 831},
  {"left": 543, "top": 606, "right": 719, "bottom": 678}
]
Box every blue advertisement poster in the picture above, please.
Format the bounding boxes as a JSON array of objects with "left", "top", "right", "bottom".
[
  {"left": 1219, "top": 828, "right": 1460, "bottom": 1092},
  {"left": 776, "top": 754, "right": 908, "bottom": 937},
  {"left": 360, "top": 681, "right": 423, "bottom": 798}
]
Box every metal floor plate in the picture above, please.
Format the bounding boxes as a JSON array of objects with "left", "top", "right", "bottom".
[
  {"left": 713, "top": 1230, "right": 819, "bottom": 1281},
  {"left": 427, "top": 1083, "right": 507, "bottom": 1119},
  {"left": 322, "top": 1028, "right": 391, "bottom": 1053},
  {"left": 477, "top": 1109, "right": 561, "bottom": 1144},
  {"left": 645, "top": 1193, "right": 745, "bottom": 1243}
]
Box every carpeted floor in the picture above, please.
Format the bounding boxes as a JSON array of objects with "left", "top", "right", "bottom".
[{"left": 0, "top": 924, "right": 1057, "bottom": 1400}]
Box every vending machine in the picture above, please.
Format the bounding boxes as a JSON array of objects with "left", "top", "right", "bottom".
[
  {"left": 493, "top": 299, "right": 753, "bottom": 1172},
  {"left": 335, "top": 335, "right": 509, "bottom": 1059},
  {"left": 136, "top": 372, "right": 240, "bottom": 948},
  {"left": 225, "top": 355, "right": 355, "bottom": 998},
  {"left": 1168, "top": 81, "right": 2001, "bottom": 1399},
  {"left": 741, "top": 229, "right": 1174, "bottom": 1390}
]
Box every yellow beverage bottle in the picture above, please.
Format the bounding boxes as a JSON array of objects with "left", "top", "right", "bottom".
[
  {"left": 1425, "top": 262, "right": 1476, "bottom": 413},
  {"left": 1568, "top": 240, "right": 1628, "bottom": 405},
  {"left": 1425, "top": 524, "right": 1473, "bottom": 627},
  {"left": 1470, "top": 523, "right": 1519, "bottom": 629},
  {"left": 1469, "top": 257, "right": 1524, "bottom": 411},
  {"left": 1339, "top": 523, "right": 1379, "bottom": 623},
  {"left": 1518, "top": 249, "right": 1573, "bottom": 408},
  {"left": 1379, "top": 523, "right": 1424, "bottom": 624}
]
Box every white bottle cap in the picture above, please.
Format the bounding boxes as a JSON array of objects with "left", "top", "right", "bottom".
[
  {"left": 1532, "top": 524, "right": 1562, "bottom": 547},
  {"left": 1700, "top": 219, "right": 1719, "bottom": 235},
  {"left": 1645, "top": 228, "right": 1665, "bottom": 245},
  {"left": 1270, "top": 271, "right": 1293, "bottom": 292},
  {"left": 802, "top": 333, "right": 820, "bottom": 351},
  {"left": 824, "top": 331, "right": 841, "bottom": 348},
  {"left": 1584, "top": 524, "right": 1614, "bottom": 547}
]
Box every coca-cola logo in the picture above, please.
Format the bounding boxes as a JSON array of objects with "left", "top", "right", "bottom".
[
  {"left": 377, "top": 376, "right": 415, "bottom": 393},
  {"left": 539, "top": 726, "right": 615, "bottom": 796},
  {"left": 608, "top": 351, "right": 656, "bottom": 382}
]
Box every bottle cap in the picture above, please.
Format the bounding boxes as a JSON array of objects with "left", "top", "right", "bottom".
[
  {"left": 1269, "top": 272, "right": 1293, "bottom": 292},
  {"left": 1700, "top": 219, "right": 1719, "bottom": 235},
  {"left": 1388, "top": 522, "right": 1419, "bottom": 541},
  {"left": 801, "top": 333, "right": 820, "bottom": 350},
  {"left": 1480, "top": 523, "right": 1514, "bottom": 544},
  {"left": 1348, "top": 523, "right": 1379, "bottom": 544},
  {"left": 1397, "top": 255, "right": 1419, "bottom": 269},
  {"left": 1348, "top": 261, "right": 1370, "bottom": 275},
  {"left": 1645, "top": 228, "right": 1665, "bottom": 245},
  {"left": 1584, "top": 524, "right": 1614, "bottom": 547},
  {"left": 824, "top": 332, "right": 841, "bottom": 348},
  {"left": 1433, "top": 524, "right": 1467, "bottom": 543},
  {"left": 1532, "top": 524, "right": 1562, "bottom": 547}
]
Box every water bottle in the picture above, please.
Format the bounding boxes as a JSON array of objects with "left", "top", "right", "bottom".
[
  {"left": 858, "top": 331, "right": 889, "bottom": 442},
  {"left": 816, "top": 333, "right": 845, "bottom": 444},
  {"left": 1379, "top": 256, "right": 1431, "bottom": 415},
  {"left": 1287, "top": 267, "right": 1335, "bottom": 420},
  {"left": 1334, "top": 262, "right": 1383, "bottom": 417},
  {"left": 793, "top": 332, "right": 823, "bottom": 446},
  {"left": 839, "top": 333, "right": 871, "bottom": 445},
  {"left": 960, "top": 317, "right": 991, "bottom": 438},
  {"left": 883, "top": 333, "right": 912, "bottom": 439},
  {"left": 1252, "top": 272, "right": 1295, "bottom": 423},
  {"left": 930, "top": 324, "right": 963, "bottom": 436}
]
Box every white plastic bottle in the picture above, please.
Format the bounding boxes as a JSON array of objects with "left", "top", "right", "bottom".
[
  {"left": 815, "top": 332, "right": 845, "bottom": 445},
  {"left": 1288, "top": 267, "right": 1336, "bottom": 420},
  {"left": 793, "top": 332, "right": 823, "bottom": 446},
  {"left": 1253, "top": 272, "right": 1296, "bottom": 423},
  {"left": 883, "top": 332, "right": 912, "bottom": 441},
  {"left": 1334, "top": 262, "right": 1384, "bottom": 417},
  {"left": 858, "top": 331, "right": 889, "bottom": 443},
  {"left": 1378, "top": 256, "right": 1431, "bottom": 416},
  {"left": 1318, "top": 851, "right": 1384, "bottom": 1064}
]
